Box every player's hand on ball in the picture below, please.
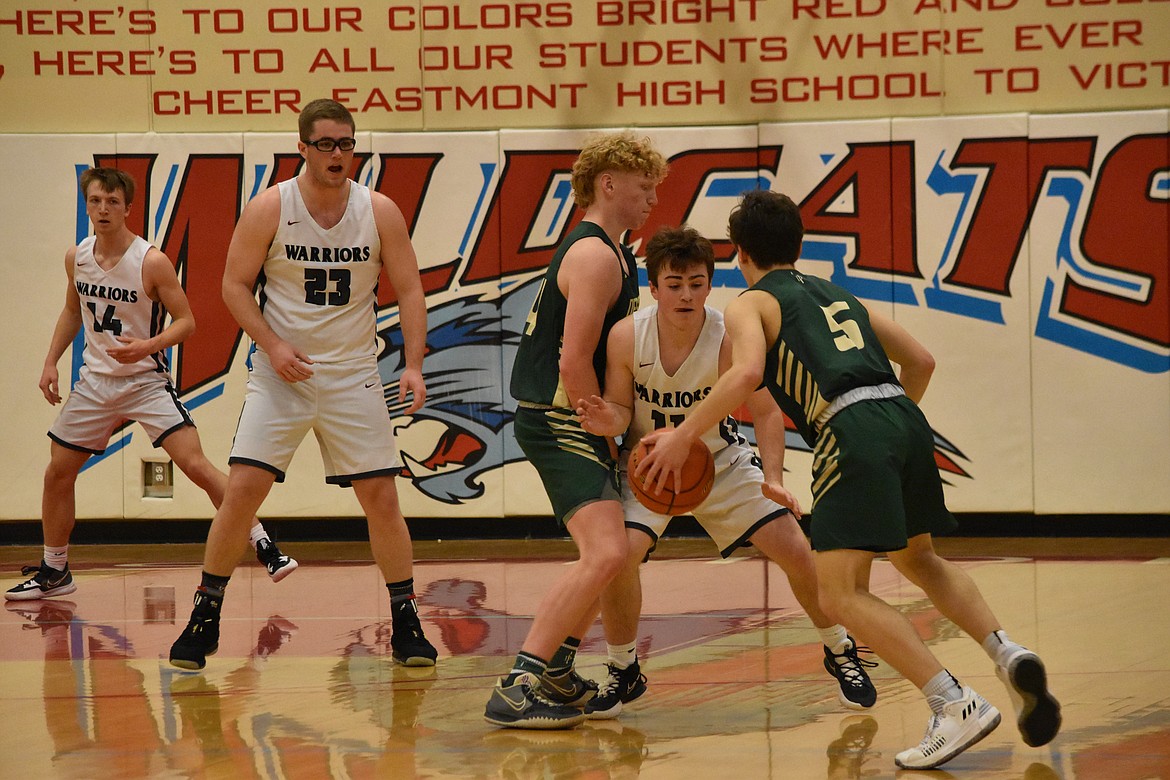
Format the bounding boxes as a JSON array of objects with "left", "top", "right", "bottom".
[{"left": 636, "top": 427, "right": 690, "bottom": 494}]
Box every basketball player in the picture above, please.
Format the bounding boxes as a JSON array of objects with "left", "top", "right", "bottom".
[
  {"left": 169, "top": 99, "right": 435, "bottom": 670},
  {"left": 484, "top": 132, "right": 668, "bottom": 729},
  {"left": 6, "top": 168, "right": 296, "bottom": 603},
  {"left": 637, "top": 190, "right": 1061, "bottom": 770},
  {"left": 576, "top": 225, "right": 876, "bottom": 718}
]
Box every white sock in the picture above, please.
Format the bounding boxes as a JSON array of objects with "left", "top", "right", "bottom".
[
  {"left": 249, "top": 523, "right": 269, "bottom": 550},
  {"left": 982, "top": 629, "right": 1024, "bottom": 667},
  {"left": 43, "top": 545, "right": 68, "bottom": 571},
  {"left": 607, "top": 640, "right": 637, "bottom": 669},
  {"left": 818, "top": 625, "right": 850, "bottom": 654},
  {"left": 922, "top": 669, "right": 964, "bottom": 713}
]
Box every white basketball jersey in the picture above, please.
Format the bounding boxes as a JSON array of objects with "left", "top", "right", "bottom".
[
  {"left": 261, "top": 179, "right": 382, "bottom": 363},
  {"left": 627, "top": 304, "right": 745, "bottom": 456},
  {"left": 74, "top": 235, "right": 167, "bottom": 377}
]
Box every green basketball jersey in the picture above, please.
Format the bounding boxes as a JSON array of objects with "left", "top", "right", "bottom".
[
  {"left": 510, "top": 221, "right": 640, "bottom": 407},
  {"left": 752, "top": 268, "right": 899, "bottom": 446}
]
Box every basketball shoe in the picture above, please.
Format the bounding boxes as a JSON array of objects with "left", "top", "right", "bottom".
[
  {"left": 5, "top": 561, "right": 77, "bottom": 601},
  {"left": 823, "top": 636, "right": 878, "bottom": 709},
  {"left": 895, "top": 687, "right": 1001, "bottom": 770},
  {"left": 585, "top": 659, "right": 647, "bottom": 719},
  {"left": 540, "top": 666, "right": 598, "bottom": 707},
  {"left": 255, "top": 538, "right": 298, "bottom": 582},
  {"left": 390, "top": 597, "right": 437, "bottom": 667},
  {"left": 997, "top": 648, "right": 1061, "bottom": 747},
  {"left": 484, "top": 672, "right": 587, "bottom": 729},
  {"left": 169, "top": 591, "right": 221, "bottom": 671}
]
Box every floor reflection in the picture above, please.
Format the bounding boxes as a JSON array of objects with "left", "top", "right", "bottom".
[{"left": 2, "top": 543, "right": 1169, "bottom": 779}]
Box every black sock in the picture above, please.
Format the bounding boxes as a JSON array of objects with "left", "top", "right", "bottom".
[
  {"left": 387, "top": 578, "right": 419, "bottom": 623},
  {"left": 198, "top": 571, "right": 230, "bottom": 599}
]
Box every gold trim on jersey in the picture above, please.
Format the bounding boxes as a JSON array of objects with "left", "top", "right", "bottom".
[
  {"left": 775, "top": 338, "right": 830, "bottom": 425},
  {"left": 548, "top": 410, "right": 606, "bottom": 467},
  {"left": 811, "top": 429, "right": 841, "bottom": 508}
]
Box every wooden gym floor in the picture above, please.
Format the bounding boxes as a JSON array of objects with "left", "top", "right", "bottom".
[{"left": 2, "top": 536, "right": 1169, "bottom": 779}]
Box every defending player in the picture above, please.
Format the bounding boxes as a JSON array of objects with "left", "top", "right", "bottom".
[
  {"left": 484, "top": 132, "right": 668, "bottom": 729},
  {"left": 637, "top": 190, "right": 1060, "bottom": 770},
  {"left": 169, "top": 99, "right": 434, "bottom": 670},
  {"left": 7, "top": 168, "right": 295, "bottom": 603},
  {"left": 576, "top": 226, "right": 876, "bottom": 717}
]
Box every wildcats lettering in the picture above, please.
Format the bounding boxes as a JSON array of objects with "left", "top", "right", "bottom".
[
  {"left": 75, "top": 281, "right": 138, "bottom": 302},
  {"left": 634, "top": 382, "right": 711, "bottom": 409},
  {"left": 283, "top": 244, "right": 372, "bottom": 263}
]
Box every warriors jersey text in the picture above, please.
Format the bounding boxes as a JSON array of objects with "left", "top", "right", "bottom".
[
  {"left": 261, "top": 179, "right": 382, "bottom": 363},
  {"left": 74, "top": 235, "right": 166, "bottom": 377},
  {"left": 626, "top": 304, "right": 744, "bottom": 456}
]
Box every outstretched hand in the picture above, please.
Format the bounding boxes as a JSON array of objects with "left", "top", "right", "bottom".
[
  {"left": 576, "top": 394, "right": 621, "bottom": 437},
  {"left": 761, "top": 480, "right": 802, "bottom": 520}
]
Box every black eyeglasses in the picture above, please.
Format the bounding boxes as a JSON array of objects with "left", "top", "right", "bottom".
[{"left": 304, "top": 137, "right": 356, "bottom": 152}]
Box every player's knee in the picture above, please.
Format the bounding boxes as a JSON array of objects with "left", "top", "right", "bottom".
[
  {"left": 585, "top": 542, "right": 629, "bottom": 584},
  {"left": 44, "top": 459, "right": 82, "bottom": 488},
  {"left": 891, "top": 548, "right": 941, "bottom": 586}
]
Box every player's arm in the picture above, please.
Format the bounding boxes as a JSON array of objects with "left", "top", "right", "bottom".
[
  {"left": 719, "top": 328, "right": 793, "bottom": 502},
  {"left": 222, "top": 188, "right": 314, "bottom": 382},
  {"left": 39, "top": 247, "right": 84, "bottom": 405},
  {"left": 373, "top": 192, "right": 427, "bottom": 414},
  {"left": 577, "top": 315, "right": 635, "bottom": 437},
  {"left": 742, "top": 390, "right": 786, "bottom": 486},
  {"left": 107, "top": 248, "right": 195, "bottom": 365},
  {"left": 639, "top": 291, "right": 772, "bottom": 490},
  {"left": 864, "top": 306, "right": 935, "bottom": 403},
  {"left": 557, "top": 238, "right": 621, "bottom": 408},
  {"left": 744, "top": 386, "right": 802, "bottom": 517}
]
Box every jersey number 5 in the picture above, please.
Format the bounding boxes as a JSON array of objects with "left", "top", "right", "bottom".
[
  {"left": 821, "top": 302, "right": 865, "bottom": 352},
  {"left": 304, "top": 268, "right": 351, "bottom": 306}
]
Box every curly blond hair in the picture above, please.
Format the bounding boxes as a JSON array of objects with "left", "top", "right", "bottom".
[{"left": 571, "top": 131, "right": 668, "bottom": 208}]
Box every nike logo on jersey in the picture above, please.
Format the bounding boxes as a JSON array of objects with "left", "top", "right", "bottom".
[
  {"left": 639, "top": 362, "right": 655, "bottom": 368},
  {"left": 365, "top": 380, "right": 378, "bottom": 389},
  {"left": 287, "top": 220, "right": 300, "bottom": 225}
]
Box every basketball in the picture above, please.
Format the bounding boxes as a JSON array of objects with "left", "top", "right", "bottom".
[{"left": 626, "top": 436, "right": 714, "bottom": 515}]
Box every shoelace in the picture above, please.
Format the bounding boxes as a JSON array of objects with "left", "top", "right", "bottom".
[
  {"left": 916, "top": 713, "right": 944, "bottom": 752},
  {"left": 597, "top": 663, "right": 633, "bottom": 696},
  {"left": 832, "top": 644, "right": 878, "bottom": 688}
]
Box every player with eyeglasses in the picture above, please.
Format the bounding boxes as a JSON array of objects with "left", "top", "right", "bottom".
[
  {"left": 170, "top": 98, "right": 437, "bottom": 672},
  {"left": 304, "top": 137, "right": 357, "bottom": 153}
]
